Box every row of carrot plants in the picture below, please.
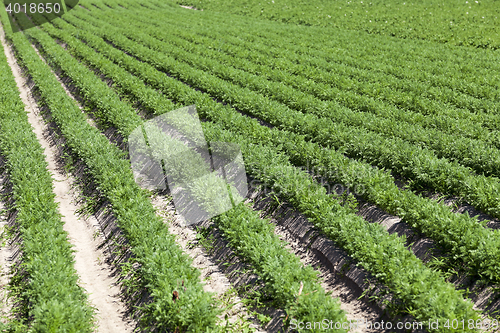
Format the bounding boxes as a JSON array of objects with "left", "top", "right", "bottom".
[
  {"left": 100, "top": 8, "right": 500, "bottom": 179},
  {"left": 124, "top": 0, "right": 500, "bottom": 132},
  {"left": 140, "top": 0, "right": 500, "bottom": 107},
  {"left": 4, "top": 11, "right": 222, "bottom": 332},
  {"left": 194, "top": 22, "right": 499, "bottom": 114},
  {"left": 29, "top": 18, "right": 350, "bottom": 330},
  {"left": 170, "top": 0, "right": 500, "bottom": 51},
  {"left": 148, "top": 0, "right": 500, "bottom": 94},
  {"left": 52, "top": 8, "right": 483, "bottom": 330},
  {"left": 132, "top": 16, "right": 500, "bottom": 150},
  {"left": 68, "top": 8, "right": 500, "bottom": 224},
  {"left": 0, "top": 17, "right": 95, "bottom": 331},
  {"left": 55, "top": 9, "right": 500, "bottom": 284}
]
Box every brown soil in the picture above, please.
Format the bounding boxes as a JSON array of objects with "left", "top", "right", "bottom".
[
  {"left": 151, "top": 195, "right": 266, "bottom": 332},
  {"left": 0, "top": 170, "right": 15, "bottom": 324}
]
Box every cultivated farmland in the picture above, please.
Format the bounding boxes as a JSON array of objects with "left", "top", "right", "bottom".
[{"left": 0, "top": 0, "right": 499, "bottom": 332}]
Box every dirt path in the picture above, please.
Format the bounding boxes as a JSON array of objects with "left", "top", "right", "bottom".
[
  {"left": 0, "top": 24, "right": 134, "bottom": 333},
  {"left": 0, "top": 171, "right": 14, "bottom": 325},
  {"left": 151, "top": 195, "right": 266, "bottom": 332},
  {"left": 248, "top": 189, "right": 390, "bottom": 333}
]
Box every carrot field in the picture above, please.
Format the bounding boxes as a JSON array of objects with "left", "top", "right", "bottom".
[{"left": 0, "top": 0, "right": 499, "bottom": 332}]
